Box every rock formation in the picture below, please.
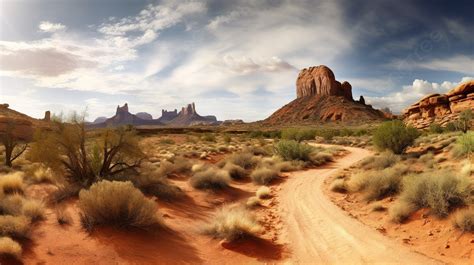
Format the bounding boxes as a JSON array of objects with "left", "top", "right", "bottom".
[
  {"left": 264, "top": 65, "right": 385, "bottom": 124},
  {"left": 403, "top": 80, "right": 474, "bottom": 129},
  {"left": 296, "top": 65, "right": 354, "bottom": 101},
  {"left": 0, "top": 104, "right": 50, "bottom": 141},
  {"left": 166, "top": 103, "right": 218, "bottom": 126},
  {"left": 135, "top": 112, "right": 153, "bottom": 120},
  {"left": 88, "top": 103, "right": 162, "bottom": 128},
  {"left": 158, "top": 109, "right": 178, "bottom": 123}
]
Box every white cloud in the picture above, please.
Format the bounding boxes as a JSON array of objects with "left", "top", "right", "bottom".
[
  {"left": 389, "top": 55, "right": 474, "bottom": 75},
  {"left": 216, "top": 55, "right": 296, "bottom": 74},
  {"left": 39, "top": 21, "right": 66, "bottom": 33},
  {"left": 366, "top": 77, "right": 473, "bottom": 113}
]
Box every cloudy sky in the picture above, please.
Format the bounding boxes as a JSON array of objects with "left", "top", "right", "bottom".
[{"left": 0, "top": 0, "right": 473, "bottom": 121}]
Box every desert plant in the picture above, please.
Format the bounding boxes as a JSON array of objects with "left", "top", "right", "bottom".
[
  {"left": 359, "top": 151, "right": 400, "bottom": 170},
  {"left": 246, "top": 196, "right": 261, "bottom": 208},
  {"left": 309, "top": 152, "right": 334, "bottom": 166},
  {"left": 204, "top": 205, "right": 262, "bottom": 241},
  {"left": 389, "top": 202, "right": 416, "bottom": 223},
  {"left": 429, "top": 123, "right": 443, "bottom": 134},
  {"left": 250, "top": 167, "right": 279, "bottom": 185},
  {"left": 159, "top": 138, "right": 175, "bottom": 145},
  {"left": 133, "top": 165, "right": 184, "bottom": 201},
  {"left": 78, "top": 180, "right": 161, "bottom": 230},
  {"left": 0, "top": 120, "right": 31, "bottom": 167},
  {"left": 55, "top": 206, "right": 73, "bottom": 225},
  {"left": 21, "top": 199, "right": 45, "bottom": 222},
  {"left": 274, "top": 140, "right": 313, "bottom": 162},
  {"left": 281, "top": 128, "right": 316, "bottom": 142},
  {"left": 399, "top": 172, "right": 471, "bottom": 217},
  {"left": 373, "top": 120, "right": 420, "bottom": 154},
  {"left": 223, "top": 134, "right": 232, "bottom": 144},
  {"left": 0, "top": 216, "right": 30, "bottom": 238},
  {"left": 0, "top": 172, "right": 24, "bottom": 194},
  {"left": 452, "top": 131, "right": 474, "bottom": 158},
  {"left": 0, "top": 237, "right": 22, "bottom": 259},
  {"left": 453, "top": 208, "right": 474, "bottom": 232},
  {"left": 190, "top": 167, "right": 231, "bottom": 190},
  {"left": 223, "top": 163, "right": 247, "bottom": 180},
  {"left": 29, "top": 119, "right": 144, "bottom": 187},
  {"left": 227, "top": 152, "right": 257, "bottom": 169},
  {"left": 371, "top": 202, "right": 387, "bottom": 212},
  {"left": 457, "top": 109, "right": 473, "bottom": 133},
  {"left": 201, "top": 133, "right": 216, "bottom": 142},
  {"left": 159, "top": 157, "right": 192, "bottom": 176},
  {"left": 330, "top": 179, "right": 347, "bottom": 193},
  {"left": 256, "top": 186, "right": 271, "bottom": 199}
]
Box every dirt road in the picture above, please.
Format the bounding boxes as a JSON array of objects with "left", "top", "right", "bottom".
[{"left": 278, "top": 145, "right": 442, "bottom": 265}]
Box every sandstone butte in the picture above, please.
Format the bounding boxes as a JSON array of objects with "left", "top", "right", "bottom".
[
  {"left": 0, "top": 103, "right": 51, "bottom": 141},
  {"left": 264, "top": 65, "right": 385, "bottom": 125},
  {"left": 403, "top": 80, "right": 474, "bottom": 129}
]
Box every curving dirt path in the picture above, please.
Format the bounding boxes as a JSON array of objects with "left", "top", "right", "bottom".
[{"left": 278, "top": 145, "right": 443, "bottom": 265}]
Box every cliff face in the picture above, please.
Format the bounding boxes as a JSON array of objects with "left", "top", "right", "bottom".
[
  {"left": 403, "top": 81, "right": 474, "bottom": 129},
  {"left": 264, "top": 65, "right": 385, "bottom": 125},
  {"left": 165, "top": 103, "right": 218, "bottom": 126},
  {"left": 0, "top": 104, "right": 50, "bottom": 141},
  {"left": 88, "top": 103, "right": 162, "bottom": 128}
]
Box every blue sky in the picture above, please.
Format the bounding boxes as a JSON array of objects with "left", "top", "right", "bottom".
[{"left": 0, "top": 0, "right": 473, "bottom": 121}]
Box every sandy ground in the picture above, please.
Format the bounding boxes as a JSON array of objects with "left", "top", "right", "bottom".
[{"left": 276, "top": 145, "right": 443, "bottom": 264}]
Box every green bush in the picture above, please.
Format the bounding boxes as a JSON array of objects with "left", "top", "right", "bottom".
[
  {"left": 274, "top": 140, "right": 313, "bottom": 162},
  {"left": 429, "top": 123, "right": 443, "bottom": 134},
  {"left": 373, "top": 120, "right": 420, "bottom": 154},
  {"left": 281, "top": 128, "right": 316, "bottom": 142},
  {"left": 399, "top": 172, "right": 470, "bottom": 217},
  {"left": 78, "top": 180, "right": 161, "bottom": 230},
  {"left": 452, "top": 131, "right": 474, "bottom": 157}
]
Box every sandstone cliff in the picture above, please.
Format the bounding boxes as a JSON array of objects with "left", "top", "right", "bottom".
[
  {"left": 0, "top": 104, "right": 50, "bottom": 140},
  {"left": 403, "top": 80, "right": 474, "bottom": 129}
]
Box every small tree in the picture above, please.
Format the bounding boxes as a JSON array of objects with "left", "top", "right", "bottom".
[
  {"left": 457, "top": 109, "right": 473, "bottom": 133},
  {"left": 0, "top": 119, "right": 32, "bottom": 167},
  {"left": 29, "top": 116, "right": 144, "bottom": 187},
  {"left": 373, "top": 120, "right": 420, "bottom": 154}
]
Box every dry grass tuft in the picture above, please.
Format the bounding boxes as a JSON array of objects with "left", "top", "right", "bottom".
[
  {"left": 21, "top": 199, "right": 45, "bottom": 222},
  {"left": 204, "top": 205, "right": 262, "bottom": 241},
  {"left": 370, "top": 202, "right": 387, "bottom": 212},
  {"left": 0, "top": 172, "right": 24, "bottom": 194},
  {"left": 223, "top": 163, "right": 247, "bottom": 180},
  {"left": 190, "top": 167, "right": 231, "bottom": 190},
  {"left": 55, "top": 206, "right": 73, "bottom": 225},
  {"left": 256, "top": 186, "right": 271, "bottom": 199},
  {"left": 78, "top": 180, "right": 162, "bottom": 230},
  {"left": 359, "top": 151, "right": 400, "bottom": 170},
  {"left": 0, "top": 237, "right": 22, "bottom": 259},
  {"left": 250, "top": 167, "right": 280, "bottom": 185},
  {"left": 246, "top": 196, "right": 261, "bottom": 208},
  {"left": 389, "top": 202, "right": 416, "bottom": 223},
  {"left": 330, "top": 179, "right": 347, "bottom": 193},
  {"left": 453, "top": 208, "right": 474, "bottom": 232},
  {"left": 0, "top": 216, "right": 30, "bottom": 239}
]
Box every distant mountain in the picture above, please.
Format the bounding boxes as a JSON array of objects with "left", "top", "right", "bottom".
[
  {"left": 88, "top": 103, "right": 162, "bottom": 128},
  {"left": 136, "top": 112, "right": 153, "bottom": 120},
  {"left": 166, "top": 103, "right": 218, "bottom": 126},
  {"left": 88, "top": 102, "right": 219, "bottom": 128}
]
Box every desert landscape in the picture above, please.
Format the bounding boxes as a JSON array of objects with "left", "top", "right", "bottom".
[{"left": 0, "top": 0, "right": 473, "bottom": 264}]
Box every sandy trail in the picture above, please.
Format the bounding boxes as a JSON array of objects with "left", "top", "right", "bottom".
[{"left": 278, "top": 145, "right": 443, "bottom": 265}]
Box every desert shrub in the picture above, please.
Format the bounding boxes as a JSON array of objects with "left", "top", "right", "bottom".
[
  {"left": 159, "top": 138, "right": 175, "bottom": 145},
  {"left": 373, "top": 120, "right": 420, "bottom": 154},
  {"left": 0, "top": 119, "right": 30, "bottom": 168},
  {"left": 246, "top": 196, "right": 261, "bottom": 208},
  {"left": 250, "top": 167, "right": 279, "bottom": 185},
  {"left": 281, "top": 128, "right": 316, "bottom": 142},
  {"left": 0, "top": 194, "right": 23, "bottom": 216},
  {"left": 429, "top": 123, "right": 443, "bottom": 134},
  {"left": 247, "top": 130, "right": 281, "bottom": 139},
  {"left": 0, "top": 237, "right": 22, "bottom": 259},
  {"left": 245, "top": 146, "right": 268, "bottom": 156},
  {"left": 29, "top": 121, "right": 144, "bottom": 187},
  {"left": 223, "top": 134, "right": 232, "bottom": 143},
  {"left": 274, "top": 140, "right": 313, "bottom": 162},
  {"left": 133, "top": 166, "right": 184, "bottom": 201},
  {"left": 159, "top": 157, "right": 192, "bottom": 176},
  {"left": 21, "top": 199, "right": 45, "bottom": 222},
  {"left": 49, "top": 184, "right": 82, "bottom": 204},
  {"left": 0, "top": 216, "right": 30, "bottom": 238},
  {"left": 275, "top": 161, "right": 299, "bottom": 172},
  {"left": 389, "top": 202, "right": 416, "bottom": 223},
  {"left": 227, "top": 152, "right": 257, "bottom": 169},
  {"left": 204, "top": 205, "right": 262, "bottom": 241},
  {"left": 223, "top": 163, "right": 247, "bottom": 180},
  {"left": 309, "top": 152, "right": 333, "bottom": 166},
  {"left": 318, "top": 129, "right": 340, "bottom": 141},
  {"left": 458, "top": 109, "right": 473, "bottom": 133},
  {"left": 330, "top": 179, "right": 347, "bottom": 193},
  {"left": 452, "top": 131, "right": 474, "bottom": 157},
  {"left": 32, "top": 165, "right": 56, "bottom": 183},
  {"left": 201, "top": 133, "right": 216, "bottom": 142},
  {"left": 0, "top": 172, "right": 24, "bottom": 194},
  {"left": 453, "top": 208, "right": 474, "bottom": 232},
  {"left": 444, "top": 122, "right": 457, "bottom": 132},
  {"left": 359, "top": 152, "right": 400, "bottom": 170},
  {"left": 348, "top": 164, "right": 408, "bottom": 201},
  {"left": 55, "top": 206, "right": 73, "bottom": 225},
  {"left": 190, "top": 167, "right": 231, "bottom": 190},
  {"left": 399, "top": 172, "right": 470, "bottom": 217},
  {"left": 256, "top": 186, "right": 271, "bottom": 199},
  {"left": 78, "top": 180, "right": 161, "bottom": 230},
  {"left": 419, "top": 152, "right": 434, "bottom": 168}
]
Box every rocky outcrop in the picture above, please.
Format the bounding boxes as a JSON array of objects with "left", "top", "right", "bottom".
[
  {"left": 403, "top": 80, "right": 474, "bottom": 129},
  {"left": 157, "top": 109, "right": 178, "bottom": 123},
  {"left": 88, "top": 103, "right": 162, "bottom": 128},
  {"left": 296, "top": 65, "right": 354, "bottom": 101},
  {"left": 264, "top": 65, "right": 385, "bottom": 124},
  {"left": 0, "top": 104, "right": 49, "bottom": 141},
  {"left": 136, "top": 112, "right": 153, "bottom": 120},
  {"left": 92, "top": 117, "right": 107, "bottom": 124},
  {"left": 166, "top": 103, "right": 219, "bottom": 126}
]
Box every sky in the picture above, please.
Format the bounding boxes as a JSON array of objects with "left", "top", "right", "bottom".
[{"left": 0, "top": 0, "right": 473, "bottom": 122}]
